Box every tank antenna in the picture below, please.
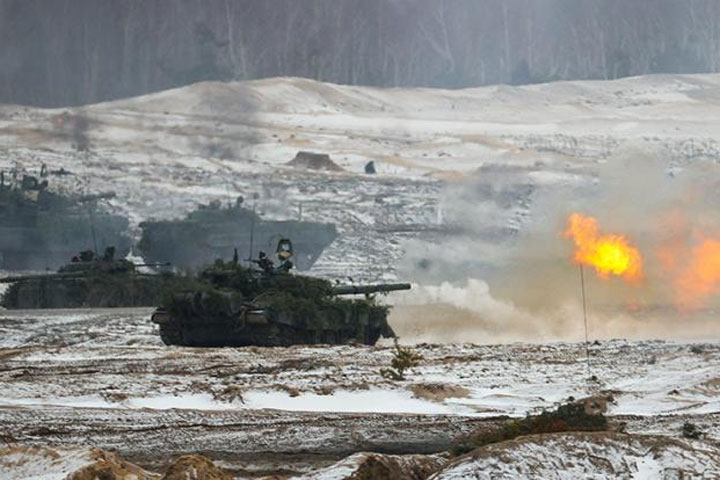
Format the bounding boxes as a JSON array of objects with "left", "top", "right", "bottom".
[
  {"left": 579, "top": 265, "right": 591, "bottom": 377},
  {"left": 88, "top": 203, "right": 99, "bottom": 255},
  {"left": 246, "top": 193, "right": 259, "bottom": 264},
  {"left": 225, "top": 179, "right": 233, "bottom": 208},
  {"left": 85, "top": 178, "right": 99, "bottom": 255}
]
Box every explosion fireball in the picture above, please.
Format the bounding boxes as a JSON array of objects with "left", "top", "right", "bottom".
[
  {"left": 676, "top": 238, "right": 720, "bottom": 309},
  {"left": 564, "top": 213, "right": 643, "bottom": 282}
]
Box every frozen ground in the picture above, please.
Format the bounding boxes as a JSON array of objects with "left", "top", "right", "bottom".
[{"left": 0, "top": 308, "right": 718, "bottom": 477}]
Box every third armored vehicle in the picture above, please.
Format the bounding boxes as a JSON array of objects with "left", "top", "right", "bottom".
[{"left": 151, "top": 239, "right": 410, "bottom": 347}]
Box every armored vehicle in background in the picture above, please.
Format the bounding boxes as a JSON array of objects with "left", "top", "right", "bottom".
[
  {"left": 0, "top": 171, "right": 132, "bottom": 270},
  {"left": 1, "top": 246, "right": 172, "bottom": 309},
  {"left": 151, "top": 239, "right": 410, "bottom": 347},
  {"left": 138, "top": 197, "right": 337, "bottom": 272}
]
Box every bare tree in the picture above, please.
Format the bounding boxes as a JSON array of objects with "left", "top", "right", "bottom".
[{"left": 2, "top": 0, "right": 720, "bottom": 107}]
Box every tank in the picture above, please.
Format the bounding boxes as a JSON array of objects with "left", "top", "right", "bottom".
[
  {"left": 0, "top": 170, "right": 132, "bottom": 270},
  {"left": 151, "top": 240, "right": 410, "bottom": 347},
  {"left": 0, "top": 246, "right": 173, "bottom": 309},
  {"left": 137, "top": 197, "right": 337, "bottom": 272}
]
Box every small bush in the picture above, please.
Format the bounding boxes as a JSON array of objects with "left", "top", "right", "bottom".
[
  {"left": 682, "top": 421, "right": 703, "bottom": 440},
  {"left": 451, "top": 400, "right": 608, "bottom": 456},
  {"left": 380, "top": 339, "right": 423, "bottom": 381}
]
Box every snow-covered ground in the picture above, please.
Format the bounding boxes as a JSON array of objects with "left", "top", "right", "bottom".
[
  {"left": 2, "top": 309, "right": 719, "bottom": 419},
  {"left": 0, "top": 309, "right": 718, "bottom": 477}
]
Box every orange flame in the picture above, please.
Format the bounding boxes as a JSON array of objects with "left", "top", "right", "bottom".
[
  {"left": 564, "top": 213, "right": 643, "bottom": 282},
  {"left": 676, "top": 238, "right": 720, "bottom": 309}
]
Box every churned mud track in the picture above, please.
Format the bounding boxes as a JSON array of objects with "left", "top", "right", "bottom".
[{"left": 0, "top": 406, "right": 491, "bottom": 470}]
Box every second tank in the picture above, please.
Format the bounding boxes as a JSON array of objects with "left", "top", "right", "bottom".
[{"left": 138, "top": 197, "right": 337, "bottom": 272}]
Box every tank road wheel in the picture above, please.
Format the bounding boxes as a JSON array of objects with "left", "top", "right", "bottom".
[{"left": 158, "top": 324, "right": 184, "bottom": 346}]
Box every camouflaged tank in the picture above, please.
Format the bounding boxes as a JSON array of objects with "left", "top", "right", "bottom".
[
  {"left": 0, "top": 246, "right": 173, "bottom": 309},
  {"left": 0, "top": 171, "right": 132, "bottom": 270},
  {"left": 151, "top": 240, "right": 410, "bottom": 347}
]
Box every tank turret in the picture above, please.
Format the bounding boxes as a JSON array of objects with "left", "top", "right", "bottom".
[{"left": 151, "top": 240, "right": 410, "bottom": 347}]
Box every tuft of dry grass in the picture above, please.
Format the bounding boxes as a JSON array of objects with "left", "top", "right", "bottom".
[{"left": 408, "top": 383, "right": 471, "bottom": 403}]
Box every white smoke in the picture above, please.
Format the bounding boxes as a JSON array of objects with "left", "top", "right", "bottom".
[
  {"left": 393, "top": 141, "right": 720, "bottom": 343},
  {"left": 389, "top": 278, "right": 719, "bottom": 344}
]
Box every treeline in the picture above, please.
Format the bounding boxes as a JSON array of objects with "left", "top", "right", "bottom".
[{"left": 2, "top": 0, "right": 720, "bottom": 107}]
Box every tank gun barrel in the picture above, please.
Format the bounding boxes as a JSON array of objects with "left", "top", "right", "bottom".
[
  {"left": 133, "top": 262, "right": 172, "bottom": 268},
  {"left": 0, "top": 267, "right": 167, "bottom": 283},
  {"left": 0, "top": 272, "right": 84, "bottom": 283},
  {"left": 331, "top": 283, "right": 411, "bottom": 296}
]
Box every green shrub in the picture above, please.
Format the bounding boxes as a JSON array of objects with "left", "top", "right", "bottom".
[
  {"left": 380, "top": 339, "right": 423, "bottom": 381},
  {"left": 682, "top": 421, "right": 703, "bottom": 440},
  {"left": 451, "top": 400, "right": 608, "bottom": 456}
]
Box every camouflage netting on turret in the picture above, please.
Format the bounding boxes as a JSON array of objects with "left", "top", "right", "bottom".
[
  {"left": 197, "top": 260, "right": 333, "bottom": 299},
  {"left": 163, "top": 260, "right": 388, "bottom": 323}
]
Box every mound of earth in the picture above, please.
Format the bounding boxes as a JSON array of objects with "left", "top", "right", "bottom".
[
  {"left": 287, "top": 151, "right": 344, "bottom": 172},
  {"left": 0, "top": 445, "right": 158, "bottom": 480},
  {"left": 0, "top": 446, "right": 236, "bottom": 480},
  {"left": 162, "top": 454, "right": 233, "bottom": 480},
  {"left": 282, "top": 452, "right": 446, "bottom": 480},
  {"left": 430, "top": 432, "right": 720, "bottom": 479}
]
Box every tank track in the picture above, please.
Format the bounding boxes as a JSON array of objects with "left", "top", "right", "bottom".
[{"left": 158, "top": 324, "right": 184, "bottom": 346}]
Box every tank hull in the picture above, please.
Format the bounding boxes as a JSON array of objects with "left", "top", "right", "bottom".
[{"left": 151, "top": 306, "right": 393, "bottom": 347}]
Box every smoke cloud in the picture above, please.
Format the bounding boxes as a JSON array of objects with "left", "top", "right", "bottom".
[{"left": 395, "top": 141, "right": 720, "bottom": 343}]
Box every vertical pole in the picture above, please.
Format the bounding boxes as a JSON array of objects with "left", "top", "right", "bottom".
[
  {"left": 88, "top": 204, "right": 98, "bottom": 255},
  {"left": 247, "top": 195, "right": 256, "bottom": 264},
  {"left": 579, "top": 265, "right": 591, "bottom": 375},
  {"left": 225, "top": 181, "right": 232, "bottom": 208}
]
